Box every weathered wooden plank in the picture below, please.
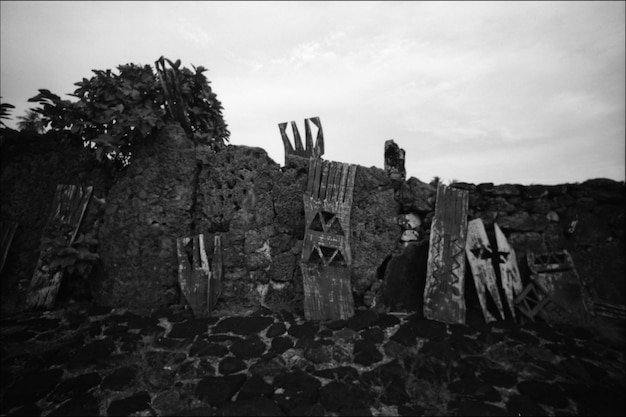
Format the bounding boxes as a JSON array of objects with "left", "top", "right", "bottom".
[
  {"left": 177, "top": 233, "right": 222, "bottom": 318},
  {"left": 424, "top": 184, "right": 469, "bottom": 324},
  {"left": 301, "top": 158, "right": 356, "bottom": 321},
  {"left": 465, "top": 219, "right": 505, "bottom": 322},
  {"left": 177, "top": 234, "right": 210, "bottom": 318},
  {"left": 493, "top": 222, "right": 524, "bottom": 321},
  {"left": 1, "top": 220, "right": 18, "bottom": 273},
  {"left": 26, "top": 184, "right": 93, "bottom": 310},
  {"left": 527, "top": 250, "right": 586, "bottom": 318}
]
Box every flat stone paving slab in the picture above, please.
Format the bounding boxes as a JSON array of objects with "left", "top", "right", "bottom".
[{"left": 0, "top": 303, "right": 624, "bottom": 416}]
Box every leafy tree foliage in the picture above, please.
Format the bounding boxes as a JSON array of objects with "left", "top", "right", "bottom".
[
  {"left": 17, "top": 109, "right": 46, "bottom": 134},
  {"left": 28, "top": 57, "right": 230, "bottom": 163},
  {"left": 0, "top": 97, "right": 15, "bottom": 128}
]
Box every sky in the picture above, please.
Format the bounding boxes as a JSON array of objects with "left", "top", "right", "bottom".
[{"left": 1, "top": 1, "right": 624, "bottom": 185}]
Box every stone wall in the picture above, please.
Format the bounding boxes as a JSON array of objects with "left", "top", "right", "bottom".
[
  {"left": 2, "top": 125, "right": 624, "bottom": 317},
  {"left": 0, "top": 129, "right": 111, "bottom": 316}
]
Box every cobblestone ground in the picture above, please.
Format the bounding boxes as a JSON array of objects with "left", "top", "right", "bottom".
[{"left": 1, "top": 302, "right": 624, "bottom": 416}]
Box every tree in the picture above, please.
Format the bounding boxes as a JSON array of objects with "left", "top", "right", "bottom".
[
  {"left": 28, "top": 57, "right": 230, "bottom": 164},
  {"left": 17, "top": 109, "right": 46, "bottom": 134},
  {"left": 0, "top": 97, "right": 15, "bottom": 128}
]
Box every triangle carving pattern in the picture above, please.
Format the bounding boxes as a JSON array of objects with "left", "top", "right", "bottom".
[{"left": 308, "top": 210, "right": 344, "bottom": 236}]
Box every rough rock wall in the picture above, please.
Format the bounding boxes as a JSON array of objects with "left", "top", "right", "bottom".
[
  {"left": 94, "top": 124, "right": 198, "bottom": 314},
  {"left": 389, "top": 178, "right": 626, "bottom": 309},
  {"left": 0, "top": 129, "right": 111, "bottom": 316}
]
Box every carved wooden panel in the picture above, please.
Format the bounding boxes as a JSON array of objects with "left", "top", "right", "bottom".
[
  {"left": 493, "top": 222, "right": 524, "bottom": 321},
  {"left": 0, "top": 220, "right": 18, "bottom": 273},
  {"left": 424, "top": 184, "right": 469, "bottom": 324},
  {"left": 26, "top": 184, "right": 93, "bottom": 310},
  {"left": 301, "top": 158, "right": 356, "bottom": 321},
  {"left": 279, "top": 117, "right": 324, "bottom": 164},
  {"left": 466, "top": 219, "right": 505, "bottom": 322},
  {"left": 177, "top": 234, "right": 222, "bottom": 317}
]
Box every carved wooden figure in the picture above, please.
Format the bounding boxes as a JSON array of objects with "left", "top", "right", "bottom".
[
  {"left": 26, "top": 184, "right": 93, "bottom": 310},
  {"left": 424, "top": 184, "right": 469, "bottom": 324},
  {"left": 177, "top": 234, "right": 222, "bottom": 317},
  {"left": 301, "top": 157, "right": 357, "bottom": 321},
  {"left": 279, "top": 117, "right": 324, "bottom": 164},
  {"left": 465, "top": 219, "right": 505, "bottom": 322}
]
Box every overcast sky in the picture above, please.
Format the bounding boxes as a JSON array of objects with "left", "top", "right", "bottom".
[{"left": 1, "top": 1, "right": 624, "bottom": 185}]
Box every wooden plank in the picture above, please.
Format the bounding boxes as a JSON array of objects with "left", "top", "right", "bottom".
[
  {"left": 177, "top": 234, "right": 222, "bottom": 318},
  {"left": 301, "top": 159, "right": 356, "bottom": 321},
  {"left": 177, "top": 235, "right": 210, "bottom": 318},
  {"left": 1, "top": 220, "right": 18, "bottom": 273},
  {"left": 465, "top": 219, "right": 505, "bottom": 322},
  {"left": 494, "top": 222, "right": 524, "bottom": 321},
  {"left": 26, "top": 184, "right": 93, "bottom": 310},
  {"left": 424, "top": 184, "right": 469, "bottom": 324},
  {"left": 278, "top": 118, "right": 325, "bottom": 164}
]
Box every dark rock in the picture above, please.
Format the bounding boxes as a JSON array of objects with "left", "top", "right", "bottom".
[
  {"left": 288, "top": 322, "right": 319, "bottom": 339},
  {"left": 154, "top": 336, "right": 186, "bottom": 350},
  {"left": 452, "top": 400, "right": 512, "bottom": 416},
  {"left": 493, "top": 184, "right": 521, "bottom": 196},
  {"left": 206, "top": 334, "right": 244, "bottom": 344},
  {"left": 360, "top": 326, "right": 385, "bottom": 343},
  {"left": 1, "top": 368, "right": 64, "bottom": 412},
  {"left": 270, "top": 336, "right": 294, "bottom": 354},
  {"left": 479, "top": 369, "right": 517, "bottom": 388},
  {"left": 107, "top": 391, "right": 151, "bottom": 416},
  {"left": 47, "top": 371, "right": 101, "bottom": 401},
  {"left": 497, "top": 211, "right": 548, "bottom": 232},
  {"left": 449, "top": 333, "right": 482, "bottom": 355},
  {"left": 216, "top": 396, "right": 285, "bottom": 416},
  {"left": 313, "top": 366, "right": 360, "bottom": 382},
  {"left": 101, "top": 366, "right": 138, "bottom": 391},
  {"left": 304, "top": 342, "right": 333, "bottom": 364},
  {"left": 48, "top": 392, "right": 100, "bottom": 416},
  {"left": 273, "top": 370, "right": 321, "bottom": 413},
  {"left": 506, "top": 394, "right": 549, "bottom": 416},
  {"left": 382, "top": 241, "right": 428, "bottom": 312},
  {"left": 218, "top": 356, "right": 248, "bottom": 375},
  {"left": 237, "top": 374, "right": 274, "bottom": 400},
  {"left": 324, "top": 319, "right": 348, "bottom": 330},
  {"left": 266, "top": 322, "right": 287, "bottom": 337},
  {"left": 508, "top": 329, "right": 540, "bottom": 344},
  {"left": 67, "top": 338, "right": 115, "bottom": 369},
  {"left": 409, "top": 317, "right": 447, "bottom": 339},
  {"left": 319, "top": 381, "right": 372, "bottom": 411},
  {"left": 516, "top": 380, "right": 569, "bottom": 408},
  {"left": 346, "top": 309, "right": 379, "bottom": 331},
  {"left": 575, "top": 385, "right": 626, "bottom": 416},
  {"left": 103, "top": 324, "right": 129, "bottom": 338},
  {"left": 289, "top": 404, "right": 326, "bottom": 416},
  {"left": 362, "top": 360, "right": 409, "bottom": 405},
  {"left": 189, "top": 340, "right": 230, "bottom": 357},
  {"left": 353, "top": 339, "right": 383, "bottom": 366},
  {"left": 390, "top": 322, "right": 418, "bottom": 346},
  {"left": 449, "top": 376, "right": 500, "bottom": 402},
  {"left": 230, "top": 335, "right": 267, "bottom": 359},
  {"left": 168, "top": 318, "right": 216, "bottom": 338},
  {"left": 249, "top": 355, "right": 288, "bottom": 378},
  {"left": 396, "top": 176, "right": 436, "bottom": 213},
  {"left": 211, "top": 316, "right": 274, "bottom": 335},
  {"left": 398, "top": 404, "right": 425, "bottom": 416},
  {"left": 378, "top": 313, "right": 401, "bottom": 328},
  {"left": 196, "top": 374, "right": 247, "bottom": 406}
]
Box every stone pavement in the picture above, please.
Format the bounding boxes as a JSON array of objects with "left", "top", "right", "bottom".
[{"left": 0, "top": 302, "right": 624, "bottom": 416}]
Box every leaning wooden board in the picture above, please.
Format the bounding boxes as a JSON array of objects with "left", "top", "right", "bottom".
[
  {"left": 423, "top": 184, "right": 469, "bottom": 324},
  {"left": 465, "top": 218, "right": 505, "bottom": 322},
  {"left": 494, "top": 222, "right": 524, "bottom": 321},
  {"left": 26, "top": 184, "right": 93, "bottom": 310}
]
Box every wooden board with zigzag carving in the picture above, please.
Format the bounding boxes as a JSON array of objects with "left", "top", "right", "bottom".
[{"left": 423, "top": 184, "right": 469, "bottom": 324}]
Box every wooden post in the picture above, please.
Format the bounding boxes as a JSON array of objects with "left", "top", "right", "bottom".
[
  {"left": 26, "top": 184, "right": 93, "bottom": 310},
  {"left": 423, "top": 184, "right": 469, "bottom": 324},
  {"left": 465, "top": 219, "right": 505, "bottom": 322},
  {"left": 300, "top": 158, "right": 356, "bottom": 321}
]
